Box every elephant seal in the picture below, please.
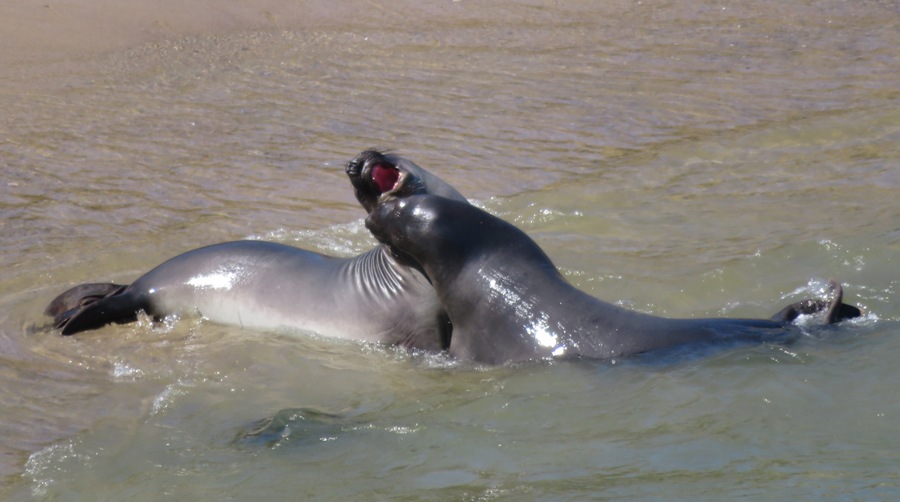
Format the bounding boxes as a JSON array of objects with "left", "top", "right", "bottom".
[
  {"left": 365, "top": 195, "right": 862, "bottom": 364},
  {"left": 46, "top": 150, "right": 466, "bottom": 351}
]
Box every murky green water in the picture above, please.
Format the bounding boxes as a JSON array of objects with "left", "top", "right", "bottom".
[{"left": 2, "top": 0, "right": 899, "bottom": 499}]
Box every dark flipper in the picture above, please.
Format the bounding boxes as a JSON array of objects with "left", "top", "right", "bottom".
[
  {"left": 771, "top": 280, "right": 863, "bottom": 325},
  {"left": 45, "top": 282, "right": 142, "bottom": 335},
  {"left": 45, "top": 283, "right": 125, "bottom": 318}
]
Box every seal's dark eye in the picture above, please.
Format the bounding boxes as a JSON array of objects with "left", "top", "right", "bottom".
[{"left": 371, "top": 163, "right": 399, "bottom": 193}]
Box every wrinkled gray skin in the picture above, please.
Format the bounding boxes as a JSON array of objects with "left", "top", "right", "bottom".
[
  {"left": 365, "top": 195, "right": 862, "bottom": 365},
  {"left": 46, "top": 151, "right": 466, "bottom": 350}
]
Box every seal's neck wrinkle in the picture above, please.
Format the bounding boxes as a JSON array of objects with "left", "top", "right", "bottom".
[{"left": 341, "top": 246, "right": 411, "bottom": 302}]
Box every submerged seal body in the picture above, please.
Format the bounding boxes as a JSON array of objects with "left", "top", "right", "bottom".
[
  {"left": 46, "top": 150, "right": 465, "bottom": 350},
  {"left": 365, "top": 195, "right": 862, "bottom": 364}
]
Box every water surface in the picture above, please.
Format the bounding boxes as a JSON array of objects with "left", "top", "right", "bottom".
[{"left": 2, "top": 0, "right": 899, "bottom": 499}]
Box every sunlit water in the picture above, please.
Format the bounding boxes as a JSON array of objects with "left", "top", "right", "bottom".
[{"left": 2, "top": 0, "right": 899, "bottom": 499}]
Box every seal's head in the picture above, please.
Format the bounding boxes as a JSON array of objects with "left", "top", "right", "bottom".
[
  {"left": 346, "top": 150, "right": 423, "bottom": 213},
  {"left": 346, "top": 150, "right": 466, "bottom": 213},
  {"left": 365, "top": 196, "right": 417, "bottom": 249},
  {"left": 365, "top": 194, "right": 505, "bottom": 283},
  {"left": 360, "top": 194, "right": 436, "bottom": 277}
]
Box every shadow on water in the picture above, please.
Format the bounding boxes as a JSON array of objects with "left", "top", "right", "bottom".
[{"left": 235, "top": 407, "right": 351, "bottom": 449}]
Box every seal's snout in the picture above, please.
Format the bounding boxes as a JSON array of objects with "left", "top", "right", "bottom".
[
  {"left": 365, "top": 198, "right": 410, "bottom": 245},
  {"left": 347, "top": 149, "right": 401, "bottom": 213},
  {"left": 363, "top": 214, "right": 382, "bottom": 241},
  {"left": 364, "top": 201, "right": 391, "bottom": 244},
  {"left": 347, "top": 149, "right": 402, "bottom": 195},
  {"left": 345, "top": 157, "right": 362, "bottom": 177},
  {"left": 346, "top": 149, "right": 386, "bottom": 177}
]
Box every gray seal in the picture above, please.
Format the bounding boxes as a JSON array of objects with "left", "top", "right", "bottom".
[
  {"left": 46, "top": 151, "right": 465, "bottom": 351},
  {"left": 365, "top": 194, "right": 862, "bottom": 364}
]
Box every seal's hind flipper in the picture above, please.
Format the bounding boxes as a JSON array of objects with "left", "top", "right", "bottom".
[
  {"left": 771, "top": 279, "right": 863, "bottom": 325},
  {"left": 822, "top": 280, "right": 863, "bottom": 324},
  {"left": 45, "top": 283, "right": 125, "bottom": 318},
  {"left": 45, "top": 282, "right": 140, "bottom": 335}
]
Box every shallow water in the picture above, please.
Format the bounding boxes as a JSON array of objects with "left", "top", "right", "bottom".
[{"left": 2, "top": 0, "right": 899, "bottom": 499}]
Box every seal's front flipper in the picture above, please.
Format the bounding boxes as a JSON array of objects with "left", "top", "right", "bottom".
[
  {"left": 771, "top": 280, "right": 863, "bottom": 325},
  {"left": 45, "top": 282, "right": 140, "bottom": 335}
]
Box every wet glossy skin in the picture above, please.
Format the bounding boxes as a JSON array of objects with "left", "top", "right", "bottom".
[
  {"left": 365, "top": 195, "right": 857, "bottom": 364},
  {"left": 46, "top": 151, "right": 465, "bottom": 350}
]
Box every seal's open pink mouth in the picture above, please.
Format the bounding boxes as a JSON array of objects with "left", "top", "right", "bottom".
[{"left": 371, "top": 163, "right": 400, "bottom": 194}]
